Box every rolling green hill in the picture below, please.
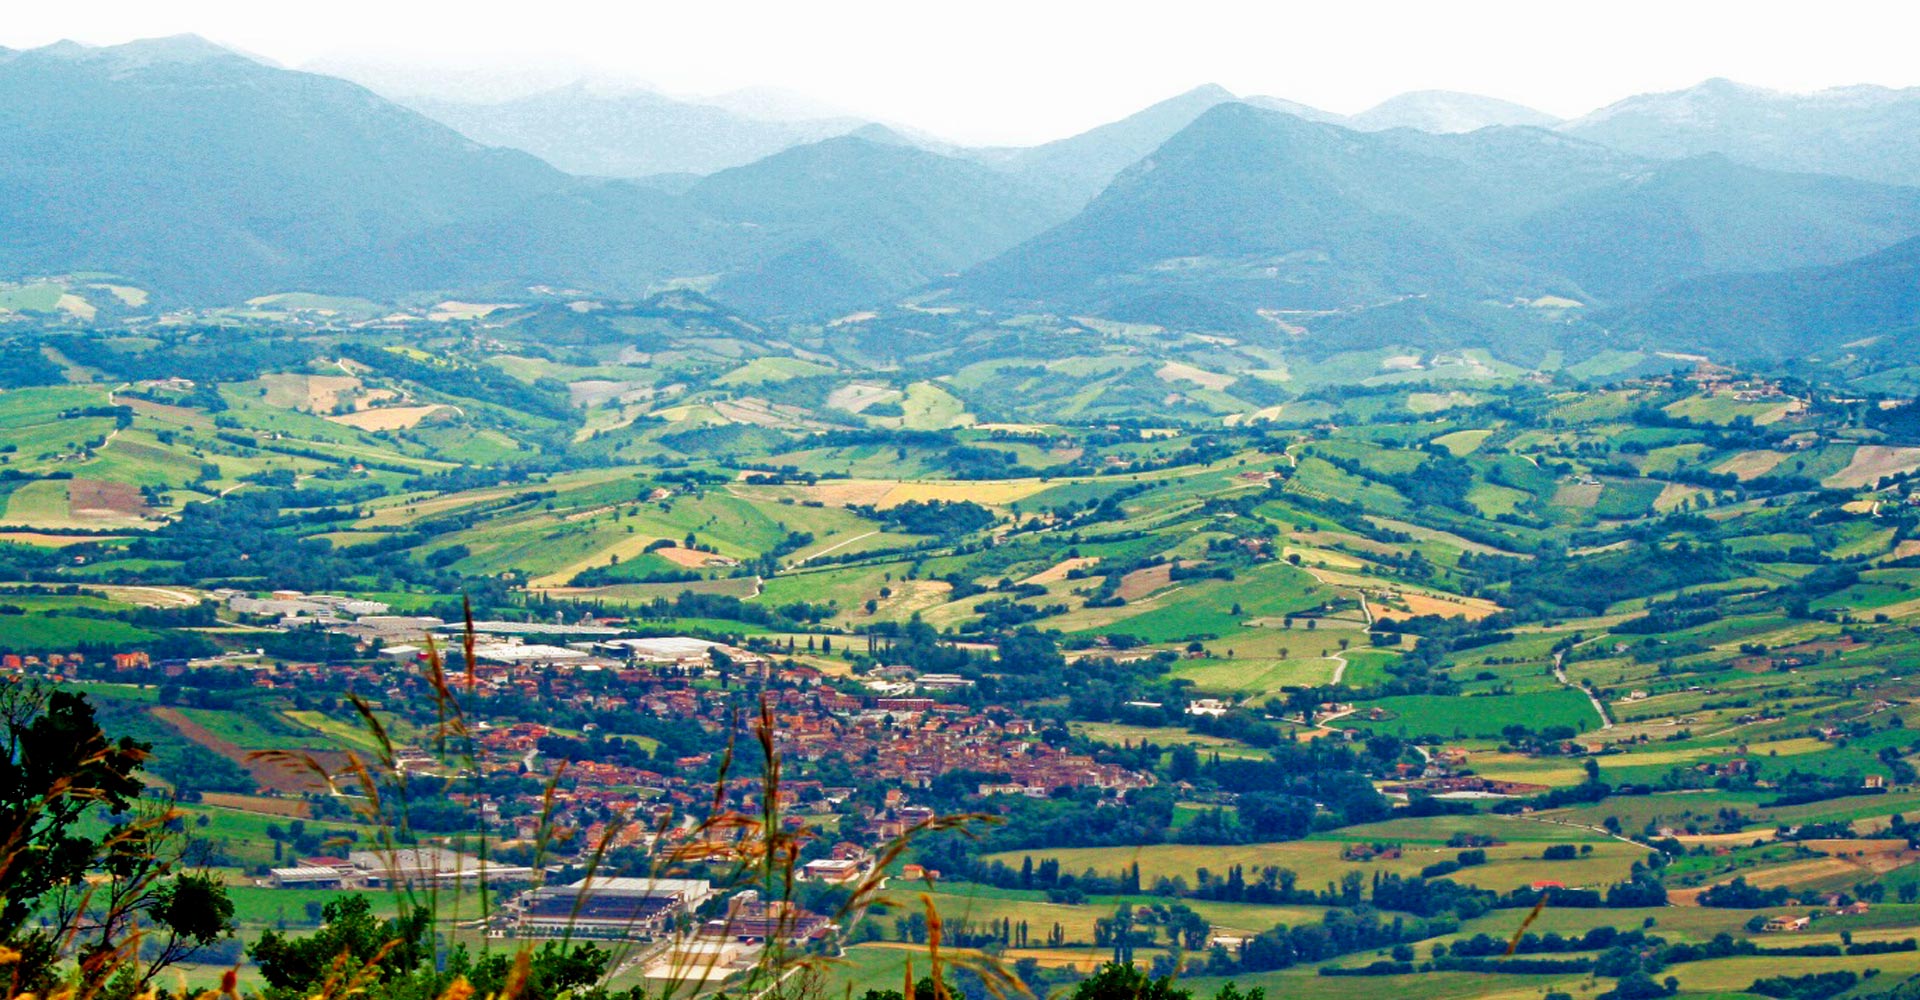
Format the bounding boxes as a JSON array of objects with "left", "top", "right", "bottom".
[
  {"left": 1608, "top": 235, "right": 1920, "bottom": 361},
  {"left": 689, "top": 134, "right": 1073, "bottom": 316}
]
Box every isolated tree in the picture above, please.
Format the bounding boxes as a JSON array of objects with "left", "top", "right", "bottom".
[{"left": 136, "top": 872, "right": 238, "bottom": 988}]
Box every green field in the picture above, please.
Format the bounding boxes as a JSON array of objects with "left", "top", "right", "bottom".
[{"left": 1342, "top": 689, "right": 1602, "bottom": 738}]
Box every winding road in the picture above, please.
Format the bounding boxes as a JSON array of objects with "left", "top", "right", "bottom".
[
  {"left": 1554, "top": 650, "right": 1615, "bottom": 730},
  {"left": 1326, "top": 650, "right": 1349, "bottom": 684}
]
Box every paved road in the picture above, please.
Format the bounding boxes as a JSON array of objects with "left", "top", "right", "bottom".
[
  {"left": 1554, "top": 650, "right": 1614, "bottom": 730},
  {"left": 796, "top": 530, "right": 878, "bottom": 565}
]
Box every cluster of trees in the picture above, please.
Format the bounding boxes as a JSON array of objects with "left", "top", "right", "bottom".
[
  {"left": 1480, "top": 542, "right": 1737, "bottom": 616},
  {"left": 850, "top": 499, "right": 998, "bottom": 537}
]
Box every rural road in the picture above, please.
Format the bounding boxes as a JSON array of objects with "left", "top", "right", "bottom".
[
  {"left": 1495, "top": 812, "right": 1641, "bottom": 848},
  {"left": 111, "top": 585, "right": 202, "bottom": 607},
  {"left": 1326, "top": 650, "right": 1349, "bottom": 684},
  {"left": 796, "top": 530, "right": 878, "bottom": 565},
  {"left": 1554, "top": 651, "right": 1615, "bottom": 730}
]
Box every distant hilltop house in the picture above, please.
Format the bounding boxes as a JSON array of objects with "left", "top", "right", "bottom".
[{"left": 1763, "top": 915, "right": 1812, "bottom": 933}]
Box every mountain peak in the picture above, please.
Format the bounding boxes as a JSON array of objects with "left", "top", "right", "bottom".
[
  {"left": 1242, "top": 94, "right": 1344, "bottom": 124},
  {"left": 1350, "top": 90, "right": 1560, "bottom": 133},
  {"left": 1558, "top": 76, "right": 1920, "bottom": 187},
  {"left": 1179, "top": 83, "right": 1238, "bottom": 103},
  {"left": 845, "top": 123, "right": 917, "bottom": 147},
  {"left": 1691, "top": 76, "right": 1771, "bottom": 96}
]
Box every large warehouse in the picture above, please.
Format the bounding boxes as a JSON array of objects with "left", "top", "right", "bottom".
[{"left": 510, "top": 877, "right": 714, "bottom": 939}]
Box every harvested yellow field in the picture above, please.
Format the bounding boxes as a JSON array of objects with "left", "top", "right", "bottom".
[
  {"left": 1155, "top": 361, "right": 1236, "bottom": 391},
  {"left": 825, "top": 383, "right": 900, "bottom": 413},
  {"left": 528, "top": 533, "right": 665, "bottom": 588},
  {"left": 259, "top": 373, "right": 373, "bottom": 412},
  {"left": 1715, "top": 449, "right": 1788, "bottom": 481},
  {"left": 1799, "top": 838, "right": 1915, "bottom": 861},
  {"left": 326, "top": 405, "right": 449, "bottom": 430},
  {"left": 1116, "top": 563, "right": 1174, "bottom": 600},
  {"left": 868, "top": 579, "right": 953, "bottom": 619},
  {"left": 1654, "top": 482, "right": 1702, "bottom": 511},
  {"left": 654, "top": 546, "right": 730, "bottom": 568},
  {"left": 1286, "top": 545, "right": 1365, "bottom": 570},
  {"left": 1395, "top": 591, "right": 1500, "bottom": 620},
  {"left": 57, "top": 293, "right": 96, "bottom": 320},
  {"left": 876, "top": 480, "right": 1051, "bottom": 508},
  {"left": 1022, "top": 556, "right": 1100, "bottom": 586},
  {"left": 1225, "top": 404, "right": 1289, "bottom": 426},
  {"left": 1741, "top": 857, "right": 1868, "bottom": 888},
  {"left": 1406, "top": 391, "right": 1477, "bottom": 414},
  {"left": 1432, "top": 429, "right": 1492, "bottom": 455},
  {"left": 773, "top": 481, "right": 900, "bottom": 507},
  {"left": 1671, "top": 830, "right": 1778, "bottom": 847},
  {"left": 1307, "top": 567, "right": 1502, "bottom": 620},
  {"left": 428, "top": 300, "right": 513, "bottom": 321},
  {"left": 1661, "top": 954, "right": 1920, "bottom": 992},
  {"left": 99, "top": 284, "right": 148, "bottom": 306},
  {"left": 711, "top": 397, "right": 813, "bottom": 429},
  {"left": 1826, "top": 445, "right": 1920, "bottom": 489},
  {"left": 1459, "top": 752, "right": 1589, "bottom": 787}
]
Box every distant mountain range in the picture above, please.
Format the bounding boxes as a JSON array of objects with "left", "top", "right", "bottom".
[
  {"left": 1562, "top": 78, "right": 1920, "bottom": 188},
  {"left": 957, "top": 103, "right": 1920, "bottom": 324},
  {"left": 0, "top": 36, "right": 720, "bottom": 303},
  {"left": 7, "top": 34, "right": 1920, "bottom": 363},
  {"left": 402, "top": 83, "right": 870, "bottom": 178},
  {"left": 686, "top": 133, "right": 1074, "bottom": 315}
]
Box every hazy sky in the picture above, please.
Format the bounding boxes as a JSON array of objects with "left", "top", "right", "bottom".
[{"left": 7, "top": 0, "right": 1920, "bottom": 144}]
